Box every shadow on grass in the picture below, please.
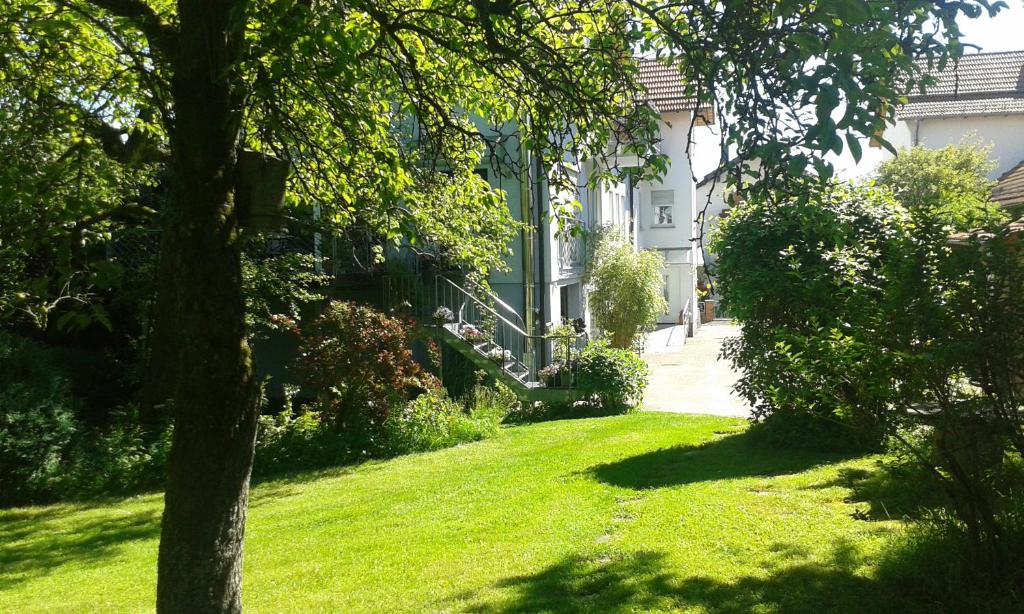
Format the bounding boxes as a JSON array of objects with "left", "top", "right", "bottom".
[
  {"left": 0, "top": 505, "right": 161, "bottom": 591},
  {"left": 806, "top": 465, "right": 945, "bottom": 522},
  {"left": 589, "top": 431, "right": 856, "bottom": 489},
  {"left": 461, "top": 535, "right": 1019, "bottom": 614},
  {"left": 460, "top": 545, "right": 883, "bottom": 614}
]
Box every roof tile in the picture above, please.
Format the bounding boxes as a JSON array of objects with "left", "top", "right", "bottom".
[
  {"left": 897, "top": 50, "right": 1024, "bottom": 119},
  {"left": 637, "top": 59, "right": 697, "bottom": 113},
  {"left": 994, "top": 159, "right": 1024, "bottom": 209}
]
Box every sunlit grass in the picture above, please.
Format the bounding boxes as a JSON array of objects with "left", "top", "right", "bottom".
[{"left": 0, "top": 413, "right": 939, "bottom": 613}]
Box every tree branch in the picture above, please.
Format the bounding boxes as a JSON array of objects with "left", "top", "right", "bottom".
[{"left": 81, "top": 0, "right": 176, "bottom": 55}]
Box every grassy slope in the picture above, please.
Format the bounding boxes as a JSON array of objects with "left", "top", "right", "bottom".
[{"left": 1, "top": 413, "right": 916, "bottom": 613}]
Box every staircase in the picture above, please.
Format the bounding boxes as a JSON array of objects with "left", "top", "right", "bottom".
[{"left": 384, "top": 274, "right": 581, "bottom": 403}]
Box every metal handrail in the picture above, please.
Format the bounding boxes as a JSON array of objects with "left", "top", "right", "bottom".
[
  {"left": 679, "top": 298, "right": 691, "bottom": 328},
  {"left": 462, "top": 278, "right": 528, "bottom": 331},
  {"left": 436, "top": 276, "right": 533, "bottom": 337},
  {"left": 433, "top": 275, "right": 576, "bottom": 386},
  {"left": 382, "top": 273, "right": 577, "bottom": 387}
]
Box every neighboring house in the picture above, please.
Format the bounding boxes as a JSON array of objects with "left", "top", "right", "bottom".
[
  {"left": 830, "top": 50, "right": 1024, "bottom": 180},
  {"left": 887, "top": 50, "right": 1024, "bottom": 180},
  {"left": 696, "top": 50, "right": 1024, "bottom": 299}
]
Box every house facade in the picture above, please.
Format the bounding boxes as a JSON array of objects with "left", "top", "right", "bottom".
[{"left": 484, "top": 59, "right": 722, "bottom": 344}]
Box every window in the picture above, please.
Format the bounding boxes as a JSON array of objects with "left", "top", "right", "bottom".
[
  {"left": 651, "top": 190, "right": 674, "bottom": 226},
  {"left": 694, "top": 107, "right": 715, "bottom": 126}
]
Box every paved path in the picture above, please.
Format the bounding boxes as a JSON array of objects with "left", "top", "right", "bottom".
[{"left": 642, "top": 320, "right": 751, "bottom": 418}]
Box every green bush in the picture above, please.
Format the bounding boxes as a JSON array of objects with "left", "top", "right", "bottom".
[
  {"left": 58, "top": 408, "right": 172, "bottom": 497},
  {"left": 585, "top": 227, "right": 668, "bottom": 349},
  {"left": 382, "top": 385, "right": 509, "bottom": 455},
  {"left": 0, "top": 332, "right": 80, "bottom": 505},
  {"left": 712, "top": 181, "right": 909, "bottom": 447},
  {"left": 574, "top": 340, "right": 649, "bottom": 413}
]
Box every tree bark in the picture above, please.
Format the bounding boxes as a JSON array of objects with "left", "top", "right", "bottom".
[{"left": 156, "top": 1, "right": 256, "bottom": 612}]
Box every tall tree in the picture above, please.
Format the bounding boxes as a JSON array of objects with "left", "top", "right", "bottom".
[{"left": 0, "top": 0, "right": 1002, "bottom": 611}]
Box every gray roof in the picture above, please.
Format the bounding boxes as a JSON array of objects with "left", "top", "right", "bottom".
[
  {"left": 637, "top": 59, "right": 697, "bottom": 113},
  {"left": 993, "top": 160, "right": 1024, "bottom": 209},
  {"left": 898, "top": 50, "right": 1024, "bottom": 120}
]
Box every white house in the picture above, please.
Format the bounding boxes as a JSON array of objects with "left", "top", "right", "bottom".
[
  {"left": 883, "top": 50, "right": 1024, "bottom": 180},
  {"left": 376, "top": 59, "right": 726, "bottom": 395}
]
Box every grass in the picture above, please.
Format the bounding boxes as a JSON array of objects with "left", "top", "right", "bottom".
[{"left": 0, "top": 413, "right": 957, "bottom": 613}]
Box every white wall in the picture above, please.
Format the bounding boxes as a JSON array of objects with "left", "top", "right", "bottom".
[
  {"left": 838, "top": 114, "right": 1024, "bottom": 180},
  {"left": 634, "top": 111, "right": 716, "bottom": 332},
  {"left": 913, "top": 115, "right": 1024, "bottom": 178}
]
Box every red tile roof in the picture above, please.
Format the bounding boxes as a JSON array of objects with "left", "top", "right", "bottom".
[{"left": 637, "top": 59, "right": 697, "bottom": 113}]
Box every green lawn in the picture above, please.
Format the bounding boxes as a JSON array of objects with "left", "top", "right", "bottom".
[{"left": 1, "top": 413, "right": 930, "bottom": 613}]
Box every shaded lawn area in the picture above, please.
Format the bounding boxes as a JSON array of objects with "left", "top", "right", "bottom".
[{"left": 0, "top": 413, "right": 945, "bottom": 613}]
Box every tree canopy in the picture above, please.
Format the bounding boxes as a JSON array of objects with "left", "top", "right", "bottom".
[{"left": 0, "top": 0, "right": 1006, "bottom": 611}]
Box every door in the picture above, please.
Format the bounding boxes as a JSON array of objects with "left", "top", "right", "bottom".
[{"left": 658, "top": 265, "right": 683, "bottom": 324}]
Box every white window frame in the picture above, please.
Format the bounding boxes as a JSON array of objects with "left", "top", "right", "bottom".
[{"left": 651, "top": 189, "right": 674, "bottom": 227}]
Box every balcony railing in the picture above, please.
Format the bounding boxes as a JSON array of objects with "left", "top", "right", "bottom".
[{"left": 558, "top": 225, "right": 585, "bottom": 271}]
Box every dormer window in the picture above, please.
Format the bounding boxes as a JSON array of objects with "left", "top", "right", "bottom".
[{"left": 651, "top": 190, "right": 674, "bottom": 227}]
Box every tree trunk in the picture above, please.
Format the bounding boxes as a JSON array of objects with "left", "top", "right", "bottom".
[{"left": 156, "top": 2, "right": 256, "bottom": 612}]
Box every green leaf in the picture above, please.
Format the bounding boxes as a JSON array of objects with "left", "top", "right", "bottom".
[{"left": 846, "top": 133, "right": 863, "bottom": 162}]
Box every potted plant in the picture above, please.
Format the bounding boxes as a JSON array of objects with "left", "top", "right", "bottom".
[
  {"left": 485, "top": 347, "right": 512, "bottom": 364},
  {"left": 432, "top": 306, "right": 454, "bottom": 326},
  {"left": 460, "top": 323, "right": 487, "bottom": 342},
  {"left": 538, "top": 361, "right": 566, "bottom": 387}
]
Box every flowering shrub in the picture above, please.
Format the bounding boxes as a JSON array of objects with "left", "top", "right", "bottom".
[{"left": 297, "top": 301, "right": 438, "bottom": 429}]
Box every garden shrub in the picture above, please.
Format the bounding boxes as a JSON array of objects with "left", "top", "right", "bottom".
[
  {"left": 714, "top": 166, "right": 1024, "bottom": 564},
  {"left": 574, "top": 340, "right": 648, "bottom": 413},
  {"left": 712, "top": 181, "right": 910, "bottom": 448},
  {"left": 382, "top": 383, "right": 511, "bottom": 455},
  {"left": 0, "top": 332, "right": 80, "bottom": 505},
  {"left": 296, "top": 301, "right": 439, "bottom": 430},
  {"left": 585, "top": 227, "right": 667, "bottom": 349},
  {"left": 57, "top": 408, "right": 173, "bottom": 498}
]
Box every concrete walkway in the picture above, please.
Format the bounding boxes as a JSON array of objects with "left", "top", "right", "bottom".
[{"left": 642, "top": 320, "right": 751, "bottom": 418}]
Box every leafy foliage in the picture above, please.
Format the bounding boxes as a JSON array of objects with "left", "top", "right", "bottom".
[
  {"left": 875, "top": 143, "right": 1005, "bottom": 230},
  {"left": 712, "top": 181, "right": 909, "bottom": 444},
  {"left": 585, "top": 227, "right": 667, "bottom": 349},
  {"left": 56, "top": 409, "right": 173, "bottom": 499},
  {"left": 242, "top": 249, "right": 329, "bottom": 340},
  {"left": 0, "top": 333, "right": 80, "bottom": 505},
  {"left": 714, "top": 172, "right": 1024, "bottom": 561},
  {"left": 296, "top": 301, "right": 438, "bottom": 429},
  {"left": 254, "top": 380, "right": 514, "bottom": 475},
  {"left": 575, "top": 340, "right": 650, "bottom": 413},
  {"left": 0, "top": 333, "right": 170, "bottom": 505}
]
